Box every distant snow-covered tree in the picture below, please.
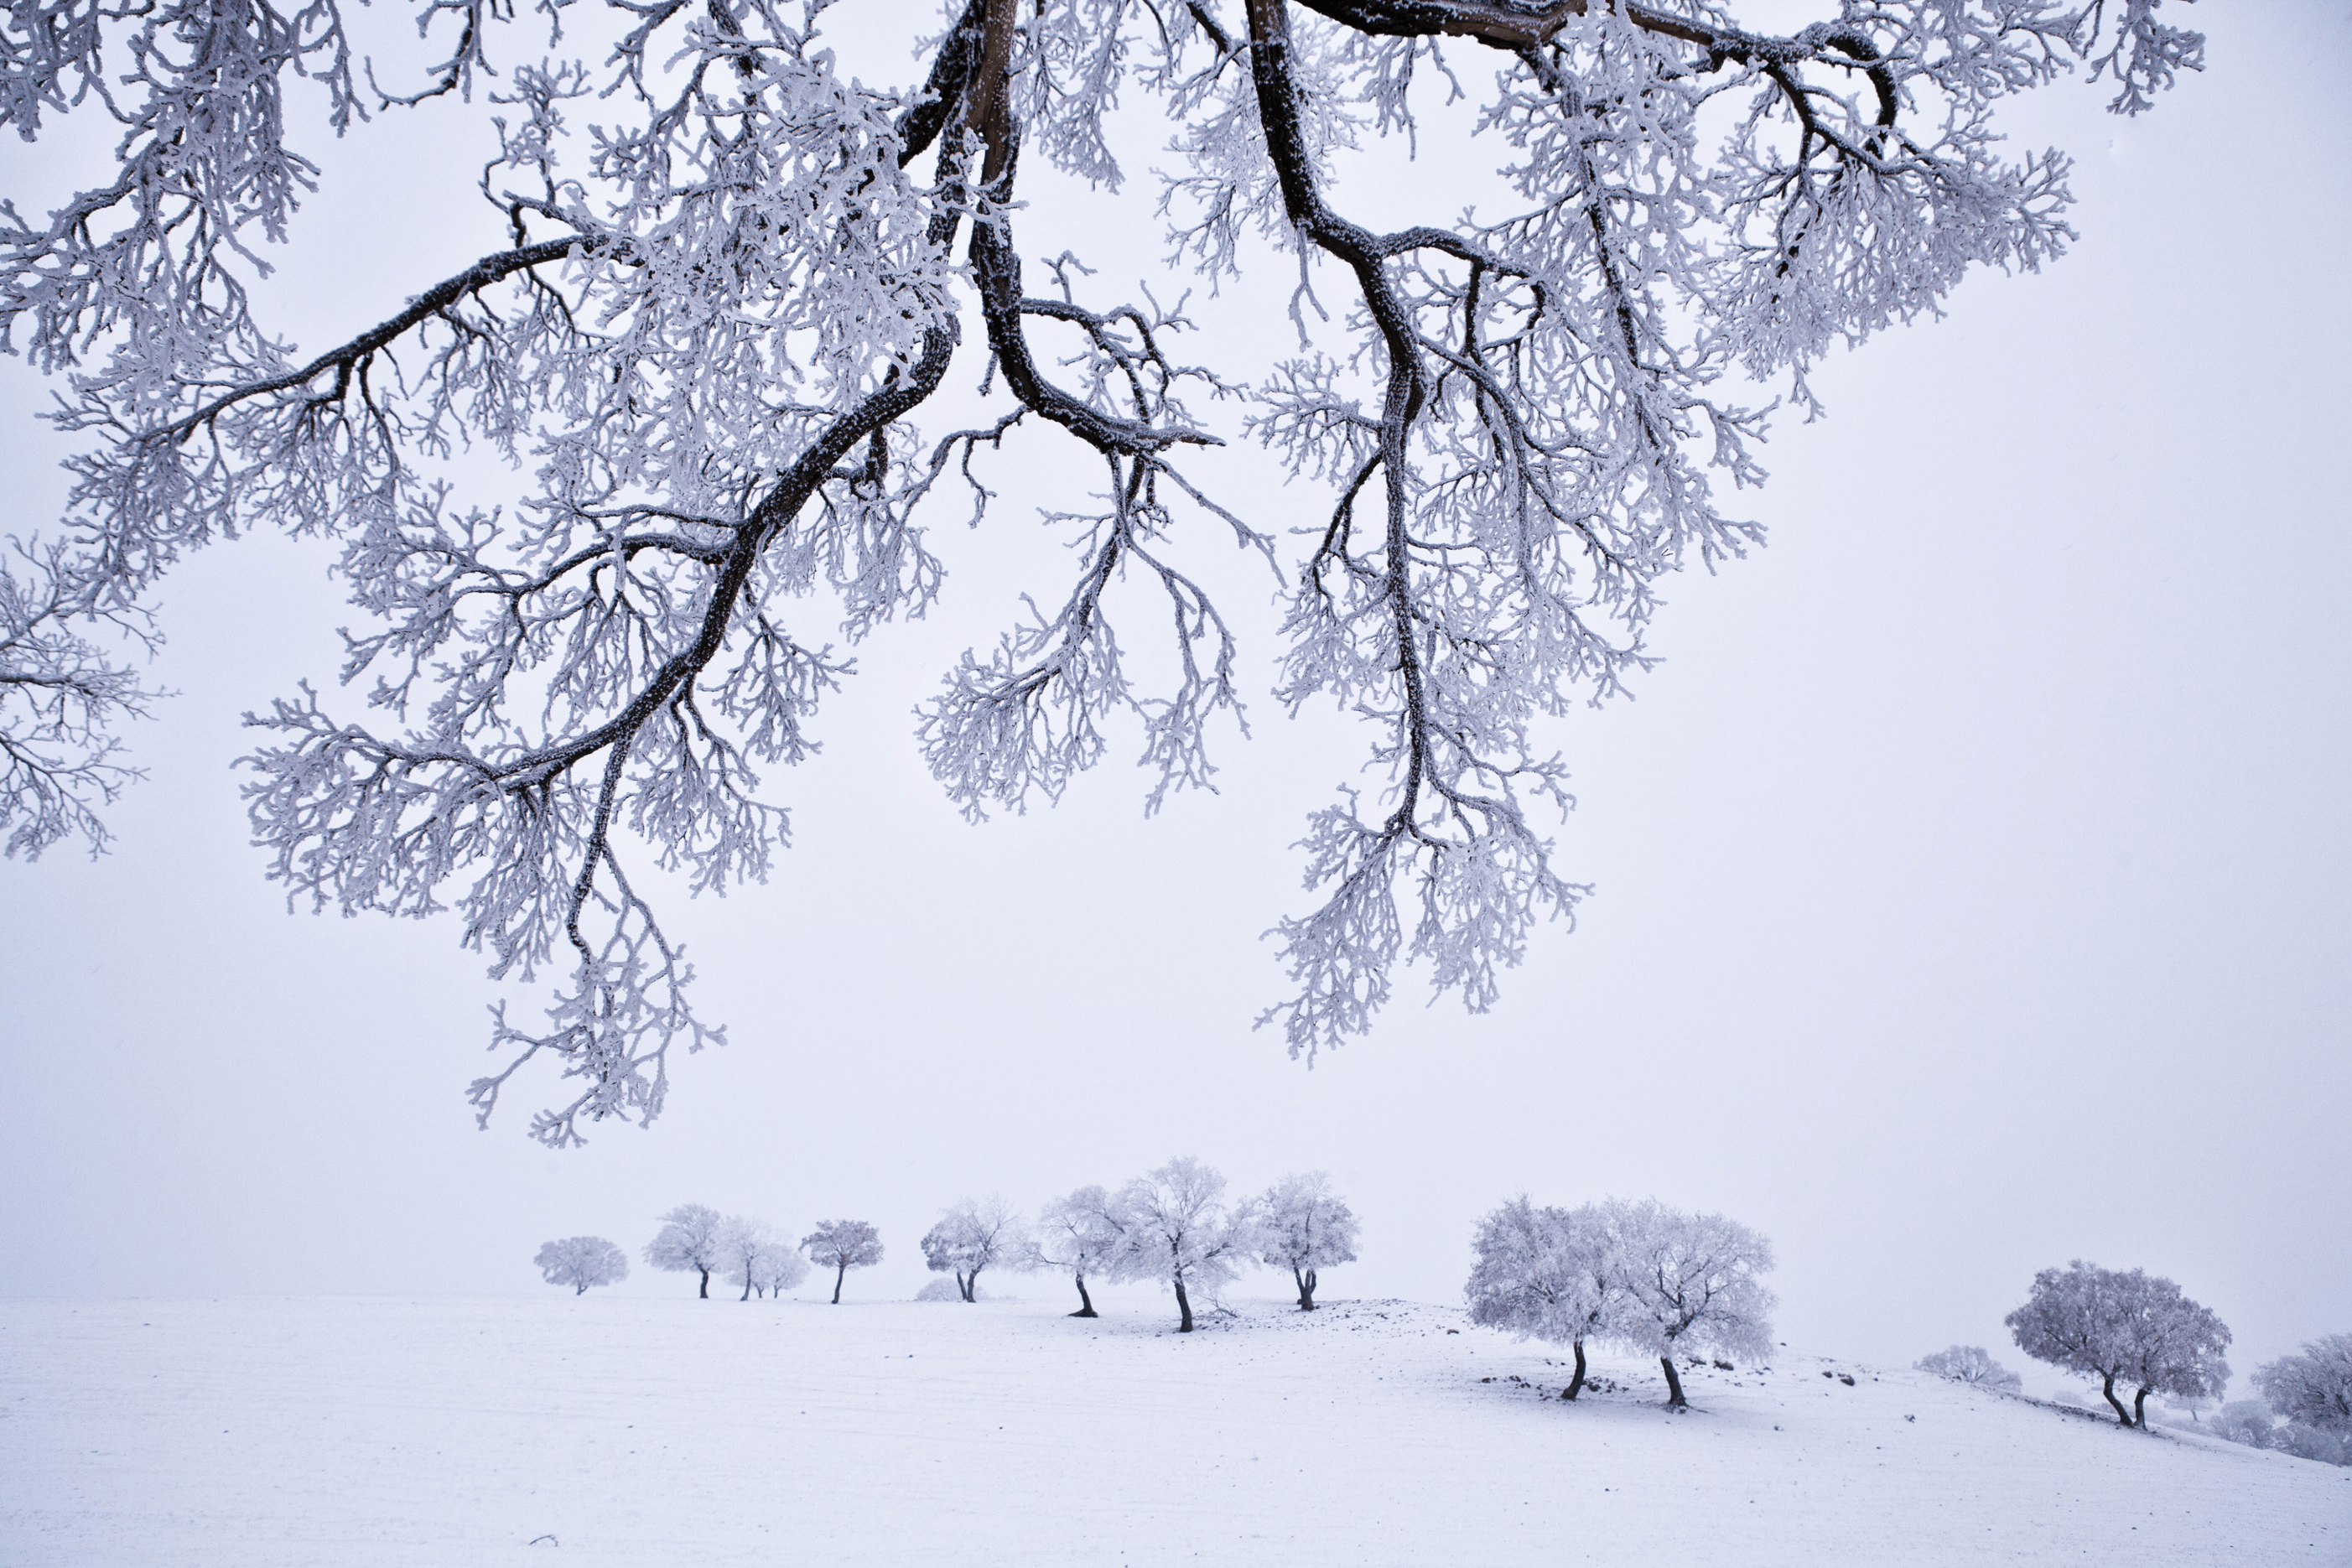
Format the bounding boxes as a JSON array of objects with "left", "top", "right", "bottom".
[
  {"left": 1464, "top": 1197, "right": 1623, "bottom": 1400},
  {"left": 921, "top": 1197, "right": 1034, "bottom": 1303},
  {"left": 916, "top": 1278, "right": 988, "bottom": 1302},
  {"left": 714, "top": 1215, "right": 781, "bottom": 1301},
  {"left": 2213, "top": 1399, "right": 2276, "bottom": 1451},
  {"left": 1108, "top": 1156, "right": 1254, "bottom": 1333},
  {"left": 747, "top": 1239, "right": 809, "bottom": 1300},
  {"left": 1915, "top": 1345, "right": 2023, "bottom": 1394},
  {"left": 2158, "top": 1391, "right": 2214, "bottom": 1425},
  {"left": 2246, "top": 1334, "right": 2352, "bottom": 1465},
  {"left": 2004, "top": 1261, "right": 2231, "bottom": 1428},
  {"left": 1255, "top": 1172, "right": 1358, "bottom": 1311},
  {"left": 801, "top": 1220, "right": 885, "bottom": 1306},
  {"left": 644, "top": 1204, "right": 728, "bottom": 1300},
  {"left": 2254, "top": 1335, "right": 2352, "bottom": 1434},
  {"left": 2270, "top": 1424, "right": 2352, "bottom": 1467},
  {"left": 1036, "top": 1186, "right": 1127, "bottom": 1319},
  {"left": 1607, "top": 1201, "right": 1776, "bottom": 1410},
  {"left": 0, "top": 0, "right": 2203, "bottom": 1134},
  {"left": 535, "top": 1235, "right": 629, "bottom": 1295}
]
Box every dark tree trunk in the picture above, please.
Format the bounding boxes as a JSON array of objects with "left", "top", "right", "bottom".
[
  {"left": 575, "top": 1280, "right": 588, "bottom": 1295},
  {"left": 959, "top": 1268, "right": 979, "bottom": 1303},
  {"left": 2133, "top": 1385, "right": 2152, "bottom": 1430},
  {"left": 831, "top": 1263, "right": 847, "bottom": 1305},
  {"left": 1560, "top": 1340, "right": 1587, "bottom": 1400},
  {"left": 2100, "top": 1372, "right": 2134, "bottom": 1426},
  {"left": 1660, "top": 1356, "right": 1687, "bottom": 1410},
  {"left": 1070, "top": 1271, "right": 1097, "bottom": 1318},
  {"left": 1295, "top": 1265, "right": 1318, "bottom": 1311},
  {"left": 1175, "top": 1276, "right": 1194, "bottom": 1332},
  {"left": 698, "top": 1266, "right": 710, "bottom": 1300},
  {"left": 740, "top": 1269, "right": 753, "bottom": 1302}
]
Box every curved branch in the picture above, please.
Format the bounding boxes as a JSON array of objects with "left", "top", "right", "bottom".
[{"left": 156, "top": 237, "right": 592, "bottom": 445}]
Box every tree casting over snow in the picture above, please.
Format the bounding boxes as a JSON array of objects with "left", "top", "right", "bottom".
[
  {"left": 2004, "top": 1260, "right": 2230, "bottom": 1430},
  {"left": 535, "top": 1234, "right": 631, "bottom": 1294},
  {"left": 1915, "top": 1345, "right": 2022, "bottom": 1394},
  {"left": 801, "top": 1219, "right": 885, "bottom": 1304},
  {"left": 747, "top": 1238, "right": 811, "bottom": 1298},
  {"left": 1465, "top": 1196, "right": 1770, "bottom": 1406},
  {"left": 645, "top": 1203, "right": 729, "bottom": 1299},
  {"left": 922, "top": 1197, "right": 1035, "bottom": 1302},
  {"left": 0, "top": 0, "right": 2201, "bottom": 1136},
  {"left": 1255, "top": 1171, "right": 1358, "bottom": 1311},
  {"left": 715, "top": 1213, "right": 804, "bottom": 1300},
  {"left": 1109, "top": 1155, "right": 1254, "bottom": 1332},
  {"left": 1623, "top": 1212, "right": 1774, "bottom": 1409},
  {"left": 1036, "top": 1185, "right": 1127, "bottom": 1317},
  {"left": 1465, "top": 1195, "right": 1618, "bottom": 1399}
]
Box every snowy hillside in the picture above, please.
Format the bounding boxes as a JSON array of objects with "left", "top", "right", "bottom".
[{"left": 3, "top": 1295, "right": 2343, "bottom": 1565}]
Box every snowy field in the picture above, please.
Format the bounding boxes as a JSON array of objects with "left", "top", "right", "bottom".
[{"left": 3, "top": 1295, "right": 2344, "bottom": 1565}]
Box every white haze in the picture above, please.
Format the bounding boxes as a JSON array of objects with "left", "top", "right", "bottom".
[{"left": 0, "top": 2, "right": 2345, "bottom": 1396}]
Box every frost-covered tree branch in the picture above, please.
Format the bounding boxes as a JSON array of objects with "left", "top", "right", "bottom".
[
  {"left": 0, "top": 538, "right": 163, "bottom": 859},
  {"left": 3, "top": 0, "right": 2199, "bottom": 1131}
]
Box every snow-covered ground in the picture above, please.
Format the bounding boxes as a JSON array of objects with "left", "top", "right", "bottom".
[{"left": 3, "top": 1295, "right": 2344, "bottom": 1565}]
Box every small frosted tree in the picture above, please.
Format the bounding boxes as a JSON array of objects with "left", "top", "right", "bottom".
[
  {"left": 2004, "top": 1260, "right": 2231, "bottom": 1428},
  {"left": 535, "top": 1235, "right": 629, "bottom": 1295},
  {"left": 801, "top": 1220, "right": 885, "bottom": 1306},
  {"left": 714, "top": 1215, "right": 778, "bottom": 1302},
  {"left": 1608, "top": 1201, "right": 1776, "bottom": 1410},
  {"left": 1916, "top": 1345, "right": 2023, "bottom": 1394},
  {"left": 1109, "top": 1156, "right": 1254, "bottom": 1333},
  {"left": 644, "top": 1204, "right": 728, "bottom": 1300},
  {"left": 1036, "top": 1186, "right": 1127, "bottom": 1318},
  {"left": 1256, "top": 1172, "right": 1359, "bottom": 1311},
  {"left": 1465, "top": 1197, "right": 1623, "bottom": 1400},
  {"left": 2253, "top": 1335, "right": 2352, "bottom": 1434},
  {"left": 921, "top": 1197, "right": 1035, "bottom": 1303},
  {"left": 747, "top": 1239, "right": 810, "bottom": 1300},
  {"left": 2214, "top": 1400, "right": 2276, "bottom": 1450}
]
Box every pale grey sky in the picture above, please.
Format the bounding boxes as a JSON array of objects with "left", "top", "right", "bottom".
[{"left": 3, "top": 2, "right": 2344, "bottom": 1393}]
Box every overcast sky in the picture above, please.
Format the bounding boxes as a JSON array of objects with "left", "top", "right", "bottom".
[{"left": 3, "top": 3, "right": 2344, "bottom": 1394}]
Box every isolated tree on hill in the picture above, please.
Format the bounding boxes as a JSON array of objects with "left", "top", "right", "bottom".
[
  {"left": 921, "top": 1197, "right": 1035, "bottom": 1303},
  {"left": 645, "top": 1204, "right": 729, "bottom": 1300},
  {"left": 1109, "top": 1157, "right": 1254, "bottom": 1333},
  {"left": 0, "top": 0, "right": 2202, "bottom": 1135},
  {"left": 1608, "top": 1201, "right": 1776, "bottom": 1410},
  {"left": 747, "top": 1239, "right": 811, "bottom": 1300},
  {"left": 802, "top": 1221, "right": 885, "bottom": 1305},
  {"left": 1915, "top": 1345, "right": 2023, "bottom": 1394},
  {"left": 1036, "top": 1186, "right": 1127, "bottom": 1318},
  {"left": 1464, "top": 1197, "right": 1623, "bottom": 1399},
  {"left": 714, "top": 1214, "right": 780, "bottom": 1301},
  {"left": 2254, "top": 1335, "right": 2352, "bottom": 1435},
  {"left": 535, "top": 1235, "right": 630, "bottom": 1295},
  {"left": 1256, "top": 1172, "right": 1358, "bottom": 1311},
  {"left": 2004, "top": 1260, "right": 2230, "bottom": 1428},
  {"left": 2109, "top": 1272, "right": 2231, "bottom": 1430}
]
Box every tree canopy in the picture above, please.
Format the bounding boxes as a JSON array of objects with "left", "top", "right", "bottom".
[
  {"left": 0, "top": 0, "right": 2199, "bottom": 1138},
  {"left": 2005, "top": 1259, "right": 2231, "bottom": 1428},
  {"left": 535, "top": 1234, "right": 631, "bottom": 1293}
]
